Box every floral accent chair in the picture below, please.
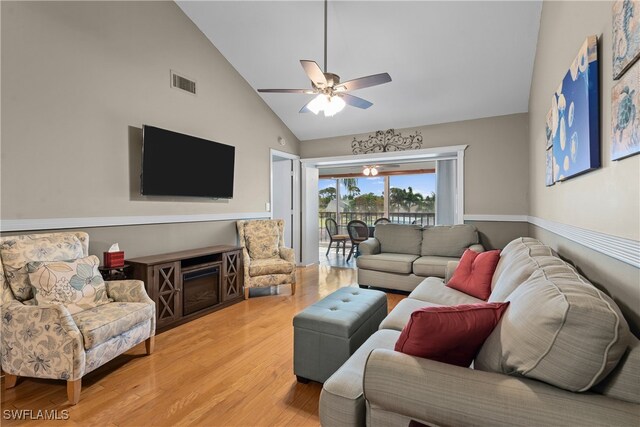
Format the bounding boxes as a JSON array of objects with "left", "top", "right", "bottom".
[
  {"left": 0, "top": 232, "right": 155, "bottom": 404},
  {"left": 236, "top": 219, "right": 296, "bottom": 299}
]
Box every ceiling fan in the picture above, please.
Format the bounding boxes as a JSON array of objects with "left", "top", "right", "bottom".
[{"left": 257, "top": 0, "right": 392, "bottom": 117}]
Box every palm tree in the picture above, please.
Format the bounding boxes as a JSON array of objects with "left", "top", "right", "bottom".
[
  {"left": 404, "top": 187, "right": 424, "bottom": 212},
  {"left": 341, "top": 178, "right": 361, "bottom": 199},
  {"left": 389, "top": 187, "right": 406, "bottom": 212}
]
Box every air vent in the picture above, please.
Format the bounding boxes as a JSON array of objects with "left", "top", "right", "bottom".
[{"left": 171, "top": 70, "right": 196, "bottom": 95}]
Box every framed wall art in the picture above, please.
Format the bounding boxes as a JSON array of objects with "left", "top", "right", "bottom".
[
  {"left": 613, "top": 0, "right": 640, "bottom": 80},
  {"left": 612, "top": 62, "right": 640, "bottom": 160},
  {"left": 550, "top": 36, "right": 600, "bottom": 182}
]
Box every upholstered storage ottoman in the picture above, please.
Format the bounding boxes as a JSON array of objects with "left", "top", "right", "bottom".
[{"left": 293, "top": 287, "right": 387, "bottom": 383}]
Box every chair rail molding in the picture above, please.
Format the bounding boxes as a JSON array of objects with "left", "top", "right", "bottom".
[
  {"left": 527, "top": 216, "right": 640, "bottom": 269},
  {"left": 464, "top": 214, "right": 640, "bottom": 268},
  {"left": 464, "top": 214, "right": 529, "bottom": 222},
  {"left": 0, "top": 212, "right": 270, "bottom": 232}
]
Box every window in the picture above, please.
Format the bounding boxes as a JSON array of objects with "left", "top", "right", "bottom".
[{"left": 389, "top": 174, "right": 436, "bottom": 225}]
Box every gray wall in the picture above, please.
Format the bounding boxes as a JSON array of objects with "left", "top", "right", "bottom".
[
  {"left": 529, "top": 0, "right": 640, "bottom": 335},
  {"left": 466, "top": 221, "right": 530, "bottom": 251},
  {"left": 301, "top": 113, "right": 529, "bottom": 216},
  {"left": 1, "top": 1, "right": 299, "bottom": 255},
  {"left": 301, "top": 113, "right": 531, "bottom": 247},
  {"left": 529, "top": 1, "right": 639, "bottom": 241}
]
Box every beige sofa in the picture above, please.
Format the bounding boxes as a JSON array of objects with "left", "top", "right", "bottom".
[
  {"left": 320, "top": 237, "right": 640, "bottom": 426},
  {"left": 357, "top": 224, "right": 484, "bottom": 292}
]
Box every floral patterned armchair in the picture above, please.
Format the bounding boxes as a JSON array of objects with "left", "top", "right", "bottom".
[
  {"left": 236, "top": 219, "right": 296, "bottom": 299},
  {"left": 0, "top": 232, "right": 155, "bottom": 404}
]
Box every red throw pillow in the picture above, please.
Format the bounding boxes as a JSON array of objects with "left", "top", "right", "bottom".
[
  {"left": 447, "top": 249, "right": 501, "bottom": 300},
  {"left": 394, "top": 302, "right": 509, "bottom": 367}
]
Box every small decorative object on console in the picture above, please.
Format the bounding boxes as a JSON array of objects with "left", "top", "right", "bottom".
[{"left": 104, "top": 242, "right": 124, "bottom": 268}]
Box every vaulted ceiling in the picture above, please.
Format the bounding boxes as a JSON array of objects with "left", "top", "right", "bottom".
[{"left": 178, "top": 1, "right": 542, "bottom": 141}]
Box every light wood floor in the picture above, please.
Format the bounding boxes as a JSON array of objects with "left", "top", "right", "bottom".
[{"left": 1, "top": 264, "right": 405, "bottom": 426}]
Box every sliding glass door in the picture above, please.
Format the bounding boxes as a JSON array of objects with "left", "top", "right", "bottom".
[{"left": 318, "top": 171, "right": 439, "bottom": 244}]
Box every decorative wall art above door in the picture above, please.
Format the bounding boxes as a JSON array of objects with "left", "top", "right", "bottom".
[{"left": 351, "top": 129, "right": 423, "bottom": 154}]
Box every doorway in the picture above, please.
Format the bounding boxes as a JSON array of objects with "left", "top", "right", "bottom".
[
  {"left": 300, "top": 145, "right": 468, "bottom": 265},
  {"left": 270, "top": 149, "right": 301, "bottom": 263}
]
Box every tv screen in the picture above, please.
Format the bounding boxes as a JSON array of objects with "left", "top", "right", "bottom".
[{"left": 141, "top": 125, "right": 235, "bottom": 198}]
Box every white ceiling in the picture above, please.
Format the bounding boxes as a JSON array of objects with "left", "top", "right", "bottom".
[{"left": 177, "top": 1, "right": 542, "bottom": 141}]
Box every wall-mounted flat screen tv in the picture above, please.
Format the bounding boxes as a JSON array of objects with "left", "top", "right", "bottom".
[{"left": 141, "top": 125, "right": 235, "bottom": 198}]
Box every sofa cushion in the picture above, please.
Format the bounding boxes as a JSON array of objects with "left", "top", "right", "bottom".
[
  {"left": 489, "top": 244, "right": 556, "bottom": 302},
  {"left": 73, "top": 301, "right": 153, "bottom": 350},
  {"left": 421, "top": 225, "right": 479, "bottom": 257},
  {"left": 374, "top": 224, "right": 422, "bottom": 255},
  {"left": 395, "top": 302, "right": 509, "bottom": 367},
  {"left": 27, "top": 255, "right": 112, "bottom": 314},
  {"left": 499, "top": 237, "right": 544, "bottom": 257},
  {"left": 593, "top": 336, "right": 640, "bottom": 404},
  {"left": 319, "top": 329, "right": 401, "bottom": 427},
  {"left": 379, "top": 298, "right": 441, "bottom": 331},
  {"left": 413, "top": 256, "right": 459, "bottom": 278},
  {"left": 244, "top": 220, "right": 280, "bottom": 259},
  {"left": 476, "top": 267, "right": 631, "bottom": 392},
  {"left": 249, "top": 258, "right": 294, "bottom": 276},
  {"left": 0, "top": 233, "right": 85, "bottom": 301},
  {"left": 447, "top": 250, "right": 500, "bottom": 300},
  {"left": 409, "top": 277, "right": 484, "bottom": 306},
  {"left": 357, "top": 254, "right": 418, "bottom": 274}
]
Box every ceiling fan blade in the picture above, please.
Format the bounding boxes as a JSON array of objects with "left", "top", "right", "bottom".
[
  {"left": 300, "top": 60, "right": 327, "bottom": 88},
  {"left": 341, "top": 93, "right": 373, "bottom": 109},
  {"left": 299, "top": 99, "right": 314, "bottom": 113},
  {"left": 257, "top": 89, "right": 315, "bottom": 94},
  {"left": 335, "top": 73, "right": 392, "bottom": 92}
]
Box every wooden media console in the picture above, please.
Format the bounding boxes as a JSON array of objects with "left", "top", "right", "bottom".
[{"left": 127, "top": 245, "right": 244, "bottom": 332}]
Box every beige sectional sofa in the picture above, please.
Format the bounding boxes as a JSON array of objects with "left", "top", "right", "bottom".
[
  {"left": 320, "top": 237, "right": 640, "bottom": 426},
  {"left": 357, "top": 224, "right": 484, "bottom": 292}
]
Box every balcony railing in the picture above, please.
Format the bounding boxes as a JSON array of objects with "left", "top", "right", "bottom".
[{"left": 318, "top": 211, "right": 436, "bottom": 242}]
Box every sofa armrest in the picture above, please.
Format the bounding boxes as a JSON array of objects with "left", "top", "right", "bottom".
[
  {"left": 1, "top": 300, "right": 86, "bottom": 380},
  {"left": 105, "top": 280, "right": 153, "bottom": 305},
  {"left": 359, "top": 238, "right": 380, "bottom": 255},
  {"left": 444, "top": 261, "right": 459, "bottom": 284},
  {"left": 468, "top": 243, "right": 485, "bottom": 253},
  {"left": 105, "top": 280, "right": 156, "bottom": 335},
  {"left": 363, "top": 349, "right": 639, "bottom": 427},
  {"left": 279, "top": 247, "right": 295, "bottom": 263}
]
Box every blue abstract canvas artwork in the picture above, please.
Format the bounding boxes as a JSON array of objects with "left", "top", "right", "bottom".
[
  {"left": 545, "top": 108, "right": 553, "bottom": 149},
  {"left": 551, "top": 36, "right": 600, "bottom": 182},
  {"left": 545, "top": 148, "right": 554, "bottom": 187},
  {"left": 613, "top": 0, "right": 640, "bottom": 80},
  {"left": 612, "top": 62, "right": 640, "bottom": 160}
]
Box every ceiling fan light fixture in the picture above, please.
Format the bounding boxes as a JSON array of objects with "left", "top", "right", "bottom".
[
  {"left": 370, "top": 166, "right": 379, "bottom": 176},
  {"left": 323, "top": 95, "right": 346, "bottom": 117},
  {"left": 363, "top": 166, "right": 371, "bottom": 176},
  {"left": 256, "top": 0, "right": 391, "bottom": 116},
  {"left": 306, "top": 94, "right": 327, "bottom": 115}
]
